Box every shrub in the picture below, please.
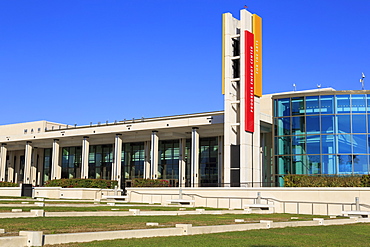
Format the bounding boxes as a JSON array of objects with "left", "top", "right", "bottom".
[
  {"left": 284, "top": 175, "right": 364, "bottom": 187},
  {"left": 44, "top": 178, "right": 118, "bottom": 189},
  {"left": 0, "top": 181, "right": 19, "bottom": 187},
  {"left": 360, "top": 175, "right": 370, "bottom": 187},
  {"left": 131, "top": 178, "right": 170, "bottom": 187}
]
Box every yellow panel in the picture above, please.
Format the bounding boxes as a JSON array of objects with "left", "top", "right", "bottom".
[
  {"left": 221, "top": 13, "right": 226, "bottom": 95},
  {"left": 252, "top": 14, "right": 262, "bottom": 97}
]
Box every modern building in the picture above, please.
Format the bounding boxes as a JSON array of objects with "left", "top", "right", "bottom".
[
  {"left": 273, "top": 89, "right": 370, "bottom": 186},
  {"left": 0, "top": 9, "right": 368, "bottom": 188}
]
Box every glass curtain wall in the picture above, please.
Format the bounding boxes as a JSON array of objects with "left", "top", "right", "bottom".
[
  {"left": 18, "top": 156, "right": 25, "bottom": 183},
  {"left": 158, "top": 140, "right": 179, "bottom": 186},
  {"left": 184, "top": 139, "right": 191, "bottom": 187},
  {"left": 61, "top": 147, "right": 82, "bottom": 179},
  {"left": 122, "top": 142, "right": 145, "bottom": 182},
  {"left": 88, "top": 145, "right": 113, "bottom": 180},
  {"left": 274, "top": 93, "right": 370, "bottom": 186},
  {"left": 4, "top": 155, "right": 9, "bottom": 182},
  {"left": 199, "top": 137, "right": 218, "bottom": 187},
  {"left": 43, "top": 148, "right": 52, "bottom": 184},
  {"left": 41, "top": 148, "right": 53, "bottom": 184}
]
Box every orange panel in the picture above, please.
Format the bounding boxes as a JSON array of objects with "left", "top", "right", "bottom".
[{"left": 252, "top": 14, "right": 262, "bottom": 97}]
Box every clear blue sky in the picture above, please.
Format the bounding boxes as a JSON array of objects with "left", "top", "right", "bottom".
[{"left": 1, "top": 0, "right": 370, "bottom": 126}]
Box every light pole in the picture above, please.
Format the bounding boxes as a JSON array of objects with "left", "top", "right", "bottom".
[{"left": 360, "top": 72, "right": 366, "bottom": 90}]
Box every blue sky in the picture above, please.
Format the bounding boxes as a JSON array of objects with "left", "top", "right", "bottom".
[{"left": 1, "top": 0, "right": 370, "bottom": 126}]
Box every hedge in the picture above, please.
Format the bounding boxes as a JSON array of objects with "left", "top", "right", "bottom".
[
  {"left": 44, "top": 178, "right": 118, "bottom": 189},
  {"left": 0, "top": 181, "right": 19, "bottom": 187},
  {"left": 131, "top": 178, "right": 170, "bottom": 187},
  {"left": 283, "top": 175, "right": 370, "bottom": 187}
]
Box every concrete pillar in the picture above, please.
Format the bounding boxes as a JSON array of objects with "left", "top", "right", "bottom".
[
  {"left": 179, "top": 138, "right": 186, "bottom": 187},
  {"left": 144, "top": 141, "right": 151, "bottom": 179},
  {"left": 0, "top": 144, "right": 7, "bottom": 182},
  {"left": 113, "top": 134, "right": 122, "bottom": 188},
  {"left": 23, "top": 141, "right": 33, "bottom": 184},
  {"left": 7, "top": 151, "right": 14, "bottom": 182},
  {"left": 30, "top": 147, "right": 38, "bottom": 186},
  {"left": 222, "top": 12, "right": 241, "bottom": 188},
  {"left": 81, "top": 137, "right": 90, "bottom": 179},
  {"left": 191, "top": 127, "right": 199, "bottom": 187},
  {"left": 150, "top": 131, "right": 159, "bottom": 179},
  {"left": 51, "top": 139, "right": 60, "bottom": 180}
]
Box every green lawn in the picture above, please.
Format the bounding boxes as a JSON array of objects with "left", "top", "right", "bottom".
[
  {"left": 0, "top": 214, "right": 325, "bottom": 236},
  {"left": 47, "top": 223, "right": 370, "bottom": 247},
  {"left": 0, "top": 205, "right": 215, "bottom": 212}
]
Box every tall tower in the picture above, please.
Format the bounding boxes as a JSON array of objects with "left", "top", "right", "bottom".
[{"left": 222, "top": 9, "right": 262, "bottom": 187}]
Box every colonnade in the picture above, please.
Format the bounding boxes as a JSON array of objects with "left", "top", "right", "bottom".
[{"left": 0, "top": 128, "right": 223, "bottom": 188}]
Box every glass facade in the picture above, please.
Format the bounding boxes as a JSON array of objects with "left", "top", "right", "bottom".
[
  {"left": 274, "top": 93, "right": 370, "bottom": 186},
  {"left": 43, "top": 148, "right": 52, "bottom": 183},
  {"left": 199, "top": 137, "right": 219, "bottom": 187},
  {"left": 158, "top": 140, "right": 179, "bottom": 184},
  {"left": 88, "top": 145, "right": 113, "bottom": 180},
  {"left": 18, "top": 155, "right": 25, "bottom": 184},
  {"left": 122, "top": 142, "right": 145, "bottom": 180},
  {"left": 61, "top": 147, "right": 82, "bottom": 179}
]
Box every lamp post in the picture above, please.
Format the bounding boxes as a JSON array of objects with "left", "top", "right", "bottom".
[{"left": 360, "top": 72, "right": 366, "bottom": 90}]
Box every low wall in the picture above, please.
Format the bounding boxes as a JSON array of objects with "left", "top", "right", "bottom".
[
  {"left": 44, "top": 227, "right": 183, "bottom": 245},
  {"left": 2, "top": 186, "right": 370, "bottom": 215},
  {"left": 0, "top": 187, "right": 119, "bottom": 199},
  {"left": 0, "top": 187, "right": 20, "bottom": 197},
  {"left": 33, "top": 187, "right": 118, "bottom": 199},
  {"left": 0, "top": 236, "right": 27, "bottom": 247},
  {"left": 127, "top": 187, "right": 370, "bottom": 215}
]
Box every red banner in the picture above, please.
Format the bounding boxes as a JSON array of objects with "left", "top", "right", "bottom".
[{"left": 245, "top": 31, "right": 254, "bottom": 133}]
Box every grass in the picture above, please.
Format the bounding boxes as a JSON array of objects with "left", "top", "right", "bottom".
[
  {"left": 0, "top": 205, "right": 209, "bottom": 212},
  {"left": 45, "top": 223, "right": 370, "bottom": 247},
  {"left": 0, "top": 213, "right": 324, "bottom": 236}
]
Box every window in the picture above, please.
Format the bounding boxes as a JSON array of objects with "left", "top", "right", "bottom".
[{"left": 199, "top": 137, "right": 218, "bottom": 187}]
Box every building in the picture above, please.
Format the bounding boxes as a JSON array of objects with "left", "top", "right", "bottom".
[
  {"left": 273, "top": 89, "right": 370, "bottom": 186},
  {"left": 0, "top": 9, "right": 368, "bottom": 188}
]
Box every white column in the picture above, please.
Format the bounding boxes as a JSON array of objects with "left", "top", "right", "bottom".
[
  {"left": 81, "top": 137, "right": 90, "bottom": 179},
  {"left": 191, "top": 127, "right": 199, "bottom": 187},
  {"left": 7, "top": 151, "right": 15, "bottom": 182},
  {"left": 0, "top": 145, "right": 6, "bottom": 181},
  {"left": 150, "top": 131, "right": 159, "bottom": 179},
  {"left": 0, "top": 144, "right": 7, "bottom": 182},
  {"left": 23, "top": 141, "right": 33, "bottom": 184},
  {"left": 113, "top": 134, "right": 122, "bottom": 188},
  {"left": 51, "top": 139, "right": 60, "bottom": 180},
  {"left": 144, "top": 141, "right": 151, "bottom": 179},
  {"left": 30, "top": 147, "right": 38, "bottom": 185},
  {"left": 7, "top": 151, "right": 14, "bottom": 182},
  {"left": 179, "top": 138, "right": 186, "bottom": 187},
  {"left": 222, "top": 12, "right": 242, "bottom": 187}
]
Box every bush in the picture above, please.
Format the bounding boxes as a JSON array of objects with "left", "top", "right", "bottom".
[
  {"left": 0, "top": 181, "right": 19, "bottom": 187},
  {"left": 360, "top": 175, "right": 370, "bottom": 187},
  {"left": 44, "top": 178, "right": 118, "bottom": 189},
  {"left": 284, "top": 175, "right": 364, "bottom": 187},
  {"left": 131, "top": 178, "right": 170, "bottom": 187}
]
